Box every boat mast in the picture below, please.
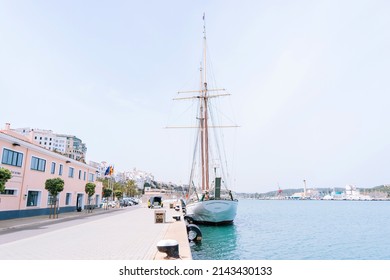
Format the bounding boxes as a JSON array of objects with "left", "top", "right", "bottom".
[
  {"left": 201, "top": 13, "right": 210, "bottom": 192},
  {"left": 170, "top": 14, "right": 233, "bottom": 193}
]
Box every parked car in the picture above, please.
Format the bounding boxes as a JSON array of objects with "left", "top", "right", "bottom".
[
  {"left": 101, "top": 199, "right": 116, "bottom": 208},
  {"left": 127, "top": 197, "right": 139, "bottom": 205}
]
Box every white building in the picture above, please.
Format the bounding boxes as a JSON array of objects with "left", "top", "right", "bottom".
[
  {"left": 118, "top": 168, "right": 154, "bottom": 190},
  {"left": 88, "top": 160, "right": 109, "bottom": 178},
  {"left": 10, "top": 125, "right": 87, "bottom": 162},
  {"left": 345, "top": 184, "right": 372, "bottom": 200}
]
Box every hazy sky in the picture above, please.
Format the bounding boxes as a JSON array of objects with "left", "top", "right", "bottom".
[{"left": 1, "top": 0, "right": 390, "bottom": 193}]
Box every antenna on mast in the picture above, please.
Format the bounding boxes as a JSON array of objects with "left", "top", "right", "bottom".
[
  {"left": 202, "top": 12, "right": 207, "bottom": 90},
  {"left": 203, "top": 13, "right": 206, "bottom": 39}
]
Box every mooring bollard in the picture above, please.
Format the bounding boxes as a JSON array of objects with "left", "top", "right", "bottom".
[
  {"left": 157, "top": 239, "right": 180, "bottom": 259},
  {"left": 172, "top": 215, "right": 181, "bottom": 221}
]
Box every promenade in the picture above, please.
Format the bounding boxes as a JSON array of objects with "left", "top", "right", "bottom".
[{"left": 0, "top": 202, "right": 192, "bottom": 260}]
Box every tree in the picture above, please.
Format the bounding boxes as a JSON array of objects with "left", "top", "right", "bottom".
[
  {"left": 45, "top": 178, "right": 64, "bottom": 219},
  {"left": 124, "top": 179, "right": 137, "bottom": 197},
  {"left": 85, "top": 182, "right": 96, "bottom": 213},
  {"left": 0, "top": 167, "right": 12, "bottom": 193},
  {"left": 114, "top": 190, "right": 123, "bottom": 200},
  {"left": 102, "top": 187, "right": 112, "bottom": 210},
  {"left": 113, "top": 181, "right": 123, "bottom": 200}
]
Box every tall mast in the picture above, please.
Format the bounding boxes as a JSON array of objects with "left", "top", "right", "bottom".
[
  {"left": 200, "top": 63, "right": 206, "bottom": 191},
  {"left": 170, "top": 14, "right": 234, "bottom": 193},
  {"left": 202, "top": 13, "right": 210, "bottom": 191}
]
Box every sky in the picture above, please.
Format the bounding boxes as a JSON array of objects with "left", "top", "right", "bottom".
[{"left": 1, "top": 0, "right": 390, "bottom": 193}]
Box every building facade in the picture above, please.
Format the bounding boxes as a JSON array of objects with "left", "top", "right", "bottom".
[
  {"left": 0, "top": 130, "right": 103, "bottom": 220},
  {"left": 11, "top": 125, "right": 87, "bottom": 162}
]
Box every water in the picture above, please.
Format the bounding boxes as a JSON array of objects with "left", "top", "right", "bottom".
[{"left": 190, "top": 199, "right": 390, "bottom": 260}]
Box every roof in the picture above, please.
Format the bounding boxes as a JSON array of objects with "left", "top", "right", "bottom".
[{"left": 0, "top": 129, "right": 33, "bottom": 144}]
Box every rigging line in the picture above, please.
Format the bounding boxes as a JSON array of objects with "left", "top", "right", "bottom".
[
  {"left": 212, "top": 103, "right": 239, "bottom": 127},
  {"left": 188, "top": 103, "right": 202, "bottom": 194},
  {"left": 208, "top": 91, "right": 239, "bottom": 190},
  {"left": 208, "top": 100, "right": 230, "bottom": 190},
  {"left": 212, "top": 93, "right": 239, "bottom": 190},
  {"left": 168, "top": 98, "right": 197, "bottom": 128},
  {"left": 208, "top": 99, "right": 232, "bottom": 169}
]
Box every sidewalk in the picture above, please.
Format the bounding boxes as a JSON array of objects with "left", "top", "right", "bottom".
[
  {"left": 0, "top": 206, "right": 123, "bottom": 232},
  {"left": 0, "top": 204, "right": 192, "bottom": 260}
]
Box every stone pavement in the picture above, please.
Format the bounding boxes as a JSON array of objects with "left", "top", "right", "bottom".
[{"left": 0, "top": 203, "right": 192, "bottom": 260}]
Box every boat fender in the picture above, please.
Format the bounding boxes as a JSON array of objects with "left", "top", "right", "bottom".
[{"left": 187, "top": 224, "right": 202, "bottom": 242}]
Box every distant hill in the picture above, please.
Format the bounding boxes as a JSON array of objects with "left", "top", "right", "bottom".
[
  {"left": 237, "top": 185, "right": 390, "bottom": 198},
  {"left": 367, "top": 185, "right": 390, "bottom": 194},
  {"left": 237, "top": 188, "right": 342, "bottom": 198}
]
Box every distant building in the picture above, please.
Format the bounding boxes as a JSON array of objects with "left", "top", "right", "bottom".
[
  {"left": 10, "top": 124, "right": 87, "bottom": 162},
  {"left": 117, "top": 168, "right": 154, "bottom": 190},
  {"left": 344, "top": 184, "right": 371, "bottom": 200},
  {"left": 88, "top": 160, "right": 109, "bottom": 179}
]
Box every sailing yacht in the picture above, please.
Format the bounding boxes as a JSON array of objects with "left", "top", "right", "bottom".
[{"left": 176, "top": 15, "right": 238, "bottom": 225}]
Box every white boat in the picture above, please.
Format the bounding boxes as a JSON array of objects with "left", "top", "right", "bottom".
[
  {"left": 174, "top": 14, "right": 238, "bottom": 225},
  {"left": 186, "top": 198, "right": 238, "bottom": 224}
]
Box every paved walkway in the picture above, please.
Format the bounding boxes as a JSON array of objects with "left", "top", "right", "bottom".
[{"left": 0, "top": 204, "right": 192, "bottom": 260}]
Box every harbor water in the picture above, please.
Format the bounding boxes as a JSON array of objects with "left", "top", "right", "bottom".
[{"left": 190, "top": 199, "right": 390, "bottom": 260}]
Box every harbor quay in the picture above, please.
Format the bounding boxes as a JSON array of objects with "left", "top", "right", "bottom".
[{"left": 0, "top": 200, "right": 192, "bottom": 260}]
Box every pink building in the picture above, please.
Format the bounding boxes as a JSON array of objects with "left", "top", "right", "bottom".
[{"left": 0, "top": 127, "right": 103, "bottom": 220}]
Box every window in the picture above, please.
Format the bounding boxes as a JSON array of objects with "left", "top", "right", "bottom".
[
  {"left": 59, "top": 164, "right": 63, "bottom": 176},
  {"left": 27, "top": 191, "right": 40, "bottom": 207},
  {"left": 88, "top": 173, "right": 95, "bottom": 182},
  {"left": 51, "top": 162, "right": 56, "bottom": 174},
  {"left": 65, "top": 193, "right": 71, "bottom": 205},
  {"left": 83, "top": 171, "right": 86, "bottom": 181},
  {"left": 2, "top": 148, "right": 23, "bottom": 167},
  {"left": 78, "top": 170, "right": 82, "bottom": 179},
  {"left": 68, "top": 167, "right": 74, "bottom": 178},
  {"left": 0, "top": 189, "right": 16, "bottom": 195},
  {"left": 47, "top": 194, "right": 59, "bottom": 205},
  {"left": 31, "top": 156, "right": 46, "bottom": 172},
  {"left": 95, "top": 194, "right": 100, "bottom": 205}
]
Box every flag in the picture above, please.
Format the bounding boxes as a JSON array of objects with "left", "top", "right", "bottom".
[
  {"left": 109, "top": 166, "right": 114, "bottom": 176},
  {"left": 104, "top": 166, "right": 110, "bottom": 176}
]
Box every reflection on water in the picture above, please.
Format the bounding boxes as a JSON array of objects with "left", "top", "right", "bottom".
[{"left": 190, "top": 224, "right": 239, "bottom": 260}]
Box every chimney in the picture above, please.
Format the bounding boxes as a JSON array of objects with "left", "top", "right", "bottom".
[{"left": 5, "top": 123, "right": 11, "bottom": 130}]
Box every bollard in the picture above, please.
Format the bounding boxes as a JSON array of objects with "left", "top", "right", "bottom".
[
  {"left": 157, "top": 239, "right": 180, "bottom": 259},
  {"left": 172, "top": 215, "right": 181, "bottom": 221}
]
